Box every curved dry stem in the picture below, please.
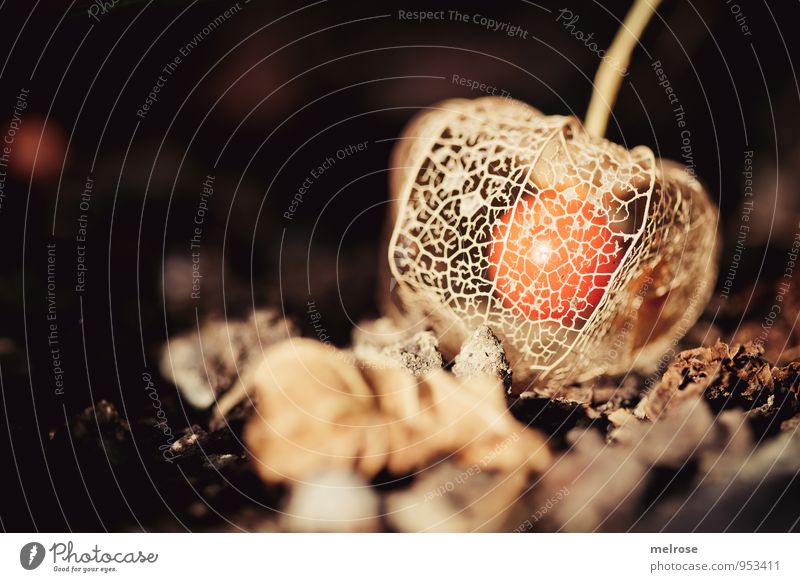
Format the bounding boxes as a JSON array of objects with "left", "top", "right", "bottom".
[{"left": 585, "top": 0, "right": 663, "bottom": 138}]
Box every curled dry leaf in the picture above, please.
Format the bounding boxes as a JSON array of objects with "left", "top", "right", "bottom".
[
  {"left": 160, "top": 309, "right": 298, "bottom": 409},
  {"left": 242, "top": 338, "right": 550, "bottom": 484},
  {"left": 636, "top": 341, "right": 800, "bottom": 436}
]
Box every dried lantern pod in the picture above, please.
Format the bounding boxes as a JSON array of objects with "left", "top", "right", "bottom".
[{"left": 385, "top": 95, "right": 719, "bottom": 390}]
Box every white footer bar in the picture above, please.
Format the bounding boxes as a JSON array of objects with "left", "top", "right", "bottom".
[{"left": 0, "top": 533, "right": 796, "bottom": 580}]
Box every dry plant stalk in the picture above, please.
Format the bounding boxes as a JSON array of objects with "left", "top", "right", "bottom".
[
  {"left": 385, "top": 2, "right": 717, "bottom": 389},
  {"left": 585, "top": 0, "right": 664, "bottom": 138},
  {"left": 241, "top": 338, "right": 550, "bottom": 484}
]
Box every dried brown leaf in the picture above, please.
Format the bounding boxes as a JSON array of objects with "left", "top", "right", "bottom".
[
  {"left": 160, "top": 309, "right": 297, "bottom": 409},
  {"left": 243, "top": 338, "right": 550, "bottom": 484}
]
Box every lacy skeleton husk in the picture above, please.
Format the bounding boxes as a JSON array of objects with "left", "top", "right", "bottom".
[{"left": 386, "top": 96, "right": 719, "bottom": 388}]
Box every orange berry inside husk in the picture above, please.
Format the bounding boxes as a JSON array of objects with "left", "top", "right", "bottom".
[{"left": 488, "top": 188, "right": 622, "bottom": 323}]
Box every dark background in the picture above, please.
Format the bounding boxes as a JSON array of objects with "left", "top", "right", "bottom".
[{"left": 0, "top": 0, "right": 798, "bottom": 531}]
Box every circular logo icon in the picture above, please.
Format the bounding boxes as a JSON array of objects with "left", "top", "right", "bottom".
[{"left": 20, "top": 542, "right": 46, "bottom": 570}]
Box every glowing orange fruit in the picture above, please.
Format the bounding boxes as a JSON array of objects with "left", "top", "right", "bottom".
[{"left": 488, "top": 188, "right": 622, "bottom": 323}]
